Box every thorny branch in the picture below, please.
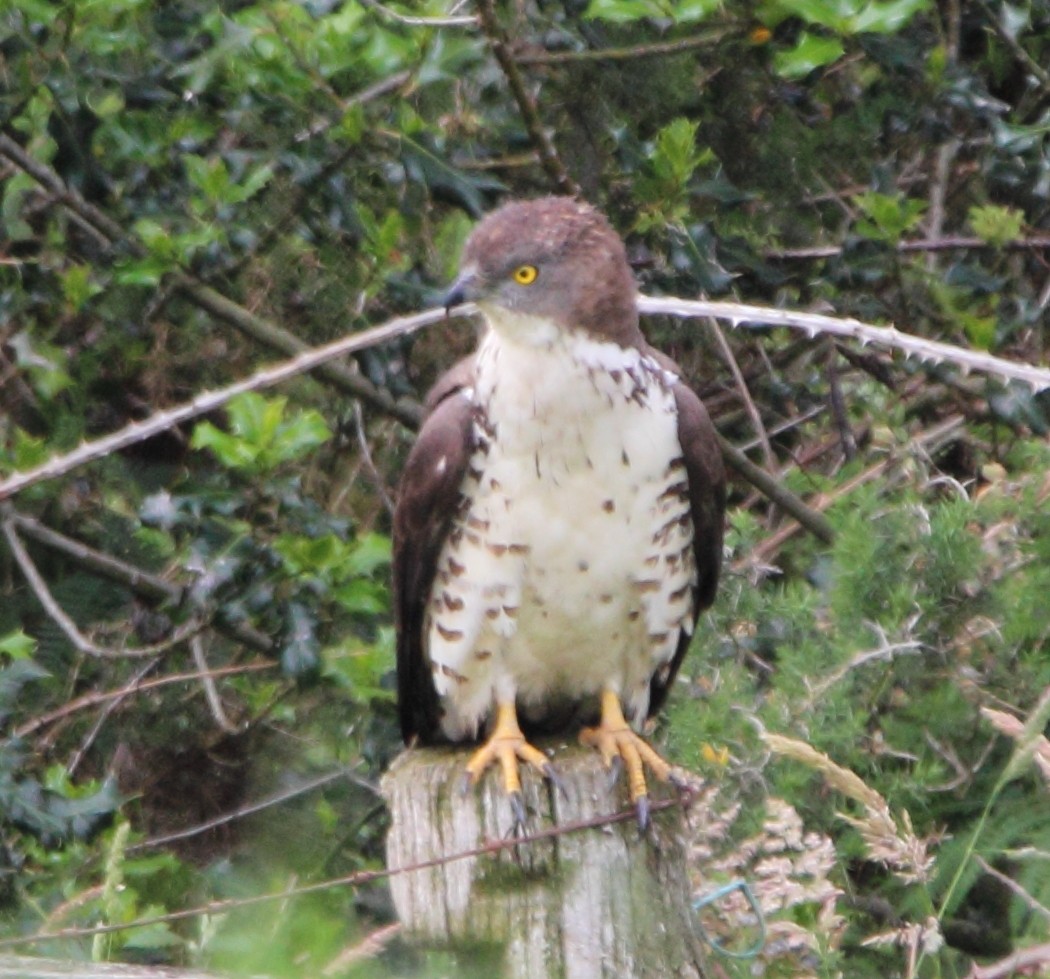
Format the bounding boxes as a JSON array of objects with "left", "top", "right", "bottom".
[
  {"left": 0, "top": 306, "right": 447, "bottom": 502},
  {"left": 637, "top": 296, "right": 1050, "bottom": 392},
  {"left": 1, "top": 290, "right": 1042, "bottom": 511}
]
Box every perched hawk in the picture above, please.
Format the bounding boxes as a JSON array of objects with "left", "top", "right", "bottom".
[{"left": 393, "top": 197, "right": 726, "bottom": 827}]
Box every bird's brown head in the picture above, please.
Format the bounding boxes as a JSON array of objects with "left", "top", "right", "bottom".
[{"left": 444, "top": 197, "right": 642, "bottom": 347}]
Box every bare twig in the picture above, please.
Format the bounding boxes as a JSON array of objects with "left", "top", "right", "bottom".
[
  {"left": 191, "top": 634, "right": 240, "bottom": 734},
  {"left": 976, "top": 0, "right": 1050, "bottom": 91},
  {"left": 974, "top": 856, "right": 1050, "bottom": 923},
  {"left": 353, "top": 400, "right": 396, "bottom": 516},
  {"left": 127, "top": 767, "right": 374, "bottom": 853},
  {"left": 6, "top": 509, "right": 274, "bottom": 654},
  {"left": 804, "top": 639, "right": 923, "bottom": 707},
  {"left": 360, "top": 0, "right": 476, "bottom": 27},
  {"left": 7, "top": 510, "right": 179, "bottom": 603},
  {"left": 474, "top": 0, "right": 579, "bottom": 196},
  {"left": 966, "top": 942, "right": 1050, "bottom": 979},
  {"left": 516, "top": 29, "right": 731, "bottom": 65},
  {"left": 67, "top": 658, "right": 160, "bottom": 776},
  {"left": 718, "top": 436, "right": 835, "bottom": 545},
  {"left": 709, "top": 319, "right": 775, "bottom": 473},
  {"left": 322, "top": 923, "right": 402, "bottom": 975},
  {"left": 1, "top": 509, "right": 203, "bottom": 659},
  {"left": 295, "top": 70, "right": 413, "bottom": 141},
  {"left": 738, "top": 414, "right": 967, "bottom": 565},
  {"left": 14, "top": 661, "right": 276, "bottom": 738}
]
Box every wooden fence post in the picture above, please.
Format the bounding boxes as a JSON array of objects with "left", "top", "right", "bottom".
[{"left": 382, "top": 742, "right": 710, "bottom": 979}]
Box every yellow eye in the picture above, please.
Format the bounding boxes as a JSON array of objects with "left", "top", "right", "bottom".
[{"left": 512, "top": 264, "right": 538, "bottom": 285}]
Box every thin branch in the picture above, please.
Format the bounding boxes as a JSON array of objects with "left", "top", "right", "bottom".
[
  {"left": 321, "top": 923, "right": 402, "bottom": 976},
  {"left": 805, "top": 640, "right": 922, "bottom": 707},
  {"left": 6, "top": 509, "right": 274, "bottom": 654},
  {"left": 1, "top": 509, "right": 203, "bottom": 659},
  {"left": 360, "top": 0, "right": 476, "bottom": 27},
  {"left": 718, "top": 435, "right": 835, "bottom": 545},
  {"left": 7, "top": 510, "right": 179, "bottom": 603},
  {"left": 765, "top": 234, "right": 1050, "bottom": 260},
  {"left": 353, "top": 400, "right": 396, "bottom": 516},
  {"left": 738, "top": 414, "right": 967, "bottom": 566},
  {"left": 976, "top": 0, "right": 1050, "bottom": 92},
  {"left": 925, "top": 0, "right": 961, "bottom": 276},
  {"left": 474, "top": 0, "right": 580, "bottom": 196},
  {"left": 516, "top": 28, "right": 731, "bottom": 65},
  {"left": 14, "top": 661, "right": 276, "bottom": 738},
  {"left": 127, "top": 767, "right": 372, "bottom": 853},
  {"left": 295, "top": 70, "right": 413, "bottom": 141},
  {"left": 637, "top": 296, "right": 1050, "bottom": 392},
  {"left": 966, "top": 942, "right": 1050, "bottom": 979},
  {"left": 191, "top": 634, "right": 241, "bottom": 734},
  {"left": 67, "top": 658, "right": 160, "bottom": 776},
  {"left": 709, "top": 319, "right": 775, "bottom": 473}
]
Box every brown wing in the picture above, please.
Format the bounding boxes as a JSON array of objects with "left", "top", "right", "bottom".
[
  {"left": 646, "top": 375, "right": 726, "bottom": 717},
  {"left": 392, "top": 359, "right": 477, "bottom": 743}
]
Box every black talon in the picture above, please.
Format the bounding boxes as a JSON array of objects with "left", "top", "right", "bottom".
[
  {"left": 544, "top": 763, "right": 569, "bottom": 801},
  {"left": 508, "top": 790, "right": 527, "bottom": 832},
  {"left": 636, "top": 794, "right": 651, "bottom": 832},
  {"left": 606, "top": 754, "right": 624, "bottom": 792}
]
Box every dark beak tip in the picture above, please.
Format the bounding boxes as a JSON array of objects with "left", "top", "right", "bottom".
[
  {"left": 442, "top": 271, "right": 478, "bottom": 315},
  {"left": 443, "top": 287, "right": 464, "bottom": 316}
]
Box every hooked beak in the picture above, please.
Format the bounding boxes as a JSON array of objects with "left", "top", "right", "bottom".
[{"left": 442, "top": 268, "right": 481, "bottom": 315}]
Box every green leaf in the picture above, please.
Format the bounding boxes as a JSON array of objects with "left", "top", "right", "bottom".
[
  {"left": 190, "top": 421, "right": 260, "bottom": 469},
  {"left": 0, "top": 631, "right": 37, "bottom": 660},
  {"left": 773, "top": 31, "right": 845, "bottom": 79},
  {"left": 346, "top": 533, "right": 392, "bottom": 577},
  {"left": 7, "top": 331, "right": 72, "bottom": 400},
  {"left": 960, "top": 310, "right": 997, "bottom": 351},
  {"left": 192, "top": 394, "right": 331, "bottom": 472},
  {"left": 968, "top": 204, "right": 1024, "bottom": 246},
  {"left": 183, "top": 153, "right": 230, "bottom": 202},
  {"left": 851, "top": 0, "right": 928, "bottom": 34},
  {"left": 852, "top": 191, "right": 927, "bottom": 244},
  {"left": 583, "top": 0, "right": 662, "bottom": 21},
  {"left": 773, "top": 0, "right": 928, "bottom": 34},
  {"left": 60, "top": 264, "right": 102, "bottom": 310}
]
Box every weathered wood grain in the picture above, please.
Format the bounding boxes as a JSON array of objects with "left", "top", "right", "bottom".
[{"left": 382, "top": 742, "right": 709, "bottom": 979}]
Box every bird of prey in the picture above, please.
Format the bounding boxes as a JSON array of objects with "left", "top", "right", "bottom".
[{"left": 393, "top": 197, "right": 725, "bottom": 827}]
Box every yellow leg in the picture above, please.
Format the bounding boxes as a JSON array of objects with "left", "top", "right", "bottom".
[
  {"left": 465, "top": 701, "right": 556, "bottom": 826},
  {"left": 580, "top": 688, "right": 673, "bottom": 827}
]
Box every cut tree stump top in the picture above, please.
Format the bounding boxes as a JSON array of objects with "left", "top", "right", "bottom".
[{"left": 382, "top": 741, "right": 710, "bottom": 979}]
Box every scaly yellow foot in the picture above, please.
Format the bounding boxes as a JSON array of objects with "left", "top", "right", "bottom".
[
  {"left": 580, "top": 688, "right": 674, "bottom": 829},
  {"left": 465, "top": 701, "right": 558, "bottom": 828}
]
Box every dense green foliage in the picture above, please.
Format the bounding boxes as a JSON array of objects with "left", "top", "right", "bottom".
[{"left": 1, "top": 0, "right": 1048, "bottom": 975}]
